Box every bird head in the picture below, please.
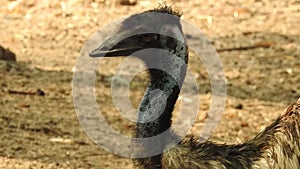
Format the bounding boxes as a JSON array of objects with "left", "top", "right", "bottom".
[{"left": 89, "top": 6, "right": 186, "bottom": 59}]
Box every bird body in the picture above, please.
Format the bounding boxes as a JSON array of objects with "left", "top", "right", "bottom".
[
  {"left": 162, "top": 100, "right": 300, "bottom": 169},
  {"left": 90, "top": 6, "right": 300, "bottom": 169}
]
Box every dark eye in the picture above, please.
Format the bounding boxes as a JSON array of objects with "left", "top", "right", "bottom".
[{"left": 140, "top": 34, "right": 156, "bottom": 42}]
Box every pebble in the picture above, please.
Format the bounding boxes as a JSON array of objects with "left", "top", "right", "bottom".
[{"left": 233, "top": 103, "right": 243, "bottom": 109}]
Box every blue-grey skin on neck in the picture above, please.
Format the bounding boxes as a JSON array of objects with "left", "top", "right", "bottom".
[
  {"left": 133, "top": 39, "right": 188, "bottom": 169},
  {"left": 136, "top": 41, "right": 188, "bottom": 139}
]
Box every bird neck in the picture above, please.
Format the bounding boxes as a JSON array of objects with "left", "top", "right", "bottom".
[
  {"left": 136, "top": 41, "right": 188, "bottom": 138},
  {"left": 134, "top": 41, "right": 188, "bottom": 169}
]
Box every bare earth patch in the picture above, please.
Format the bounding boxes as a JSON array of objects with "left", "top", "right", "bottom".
[{"left": 0, "top": 0, "right": 299, "bottom": 168}]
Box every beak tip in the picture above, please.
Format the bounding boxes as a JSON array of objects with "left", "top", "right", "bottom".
[
  {"left": 88, "top": 53, "right": 98, "bottom": 58},
  {"left": 89, "top": 49, "right": 105, "bottom": 58}
]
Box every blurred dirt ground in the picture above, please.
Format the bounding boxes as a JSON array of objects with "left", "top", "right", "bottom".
[{"left": 0, "top": 0, "right": 300, "bottom": 168}]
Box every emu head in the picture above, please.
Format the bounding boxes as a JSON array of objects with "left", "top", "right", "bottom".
[{"left": 89, "top": 7, "right": 186, "bottom": 61}]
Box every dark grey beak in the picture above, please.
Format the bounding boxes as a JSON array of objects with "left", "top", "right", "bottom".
[
  {"left": 89, "top": 45, "right": 111, "bottom": 57},
  {"left": 89, "top": 33, "right": 143, "bottom": 57}
]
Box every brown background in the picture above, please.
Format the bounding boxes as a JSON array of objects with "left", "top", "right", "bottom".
[{"left": 0, "top": 0, "right": 299, "bottom": 168}]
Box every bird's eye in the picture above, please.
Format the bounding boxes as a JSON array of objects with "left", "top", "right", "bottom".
[{"left": 140, "top": 34, "right": 156, "bottom": 42}]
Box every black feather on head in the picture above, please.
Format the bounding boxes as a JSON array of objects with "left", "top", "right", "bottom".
[{"left": 147, "top": 5, "right": 182, "bottom": 17}]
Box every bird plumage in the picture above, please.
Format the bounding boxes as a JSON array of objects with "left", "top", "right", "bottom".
[
  {"left": 90, "top": 6, "right": 300, "bottom": 169},
  {"left": 162, "top": 99, "right": 300, "bottom": 169}
]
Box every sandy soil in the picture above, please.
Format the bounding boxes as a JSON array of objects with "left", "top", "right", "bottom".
[{"left": 0, "top": 0, "right": 299, "bottom": 168}]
